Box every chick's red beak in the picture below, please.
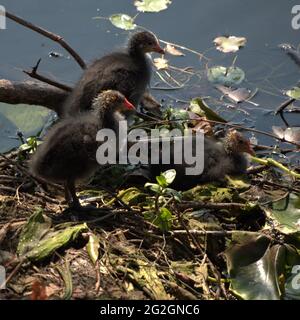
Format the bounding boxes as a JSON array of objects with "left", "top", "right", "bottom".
[
  {"left": 154, "top": 43, "right": 165, "bottom": 54},
  {"left": 124, "top": 98, "right": 135, "bottom": 110}
]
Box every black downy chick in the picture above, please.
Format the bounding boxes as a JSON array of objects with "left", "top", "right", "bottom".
[
  {"left": 30, "top": 90, "right": 135, "bottom": 209},
  {"left": 63, "top": 31, "right": 164, "bottom": 117},
  {"left": 149, "top": 129, "right": 255, "bottom": 190}
]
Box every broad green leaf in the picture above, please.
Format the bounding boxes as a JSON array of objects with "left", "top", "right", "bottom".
[
  {"left": 86, "top": 234, "right": 100, "bottom": 265},
  {"left": 144, "top": 207, "right": 173, "bottom": 231},
  {"left": 109, "top": 14, "right": 136, "bottom": 30},
  {"left": 118, "top": 187, "right": 146, "bottom": 205},
  {"left": 17, "top": 208, "right": 52, "bottom": 256},
  {"left": 145, "top": 182, "right": 161, "bottom": 193},
  {"left": 161, "top": 169, "right": 176, "bottom": 185},
  {"left": 156, "top": 174, "right": 167, "bottom": 187},
  {"left": 213, "top": 36, "right": 247, "bottom": 53},
  {"left": 207, "top": 66, "right": 245, "bottom": 86},
  {"left": 286, "top": 87, "right": 300, "bottom": 100},
  {"left": 265, "top": 193, "right": 300, "bottom": 237},
  {"left": 21, "top": 223, "right": 88, "bottom": 261},
  {"left": 159, "top": 207, "right": 173, "bottom": 231},
  {"left": 224, "top": 232, "right": 285, "bottom": 300},
  {"left": 189, "top": 98, "right": 227, "bottom": 123},
  {"left": 56, "top": 261, "right": 73, "bottom": 300},
  {"left": 134, "top": 0, "right": 172, "bottom": 13}
]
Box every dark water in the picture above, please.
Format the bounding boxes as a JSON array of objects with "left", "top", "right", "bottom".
[{"left": 0, "top": 0, "right": 300, "bottom": 151}]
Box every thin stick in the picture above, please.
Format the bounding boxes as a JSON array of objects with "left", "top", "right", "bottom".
[
  {"left": 275, "top": 98, "right": 295, "bottom": 115},
  {"left": 5, "top": 11, "right": 86, "bottom": 70},
  {"left": 23, "top": 59, "right": 72, "bottom": 92}
]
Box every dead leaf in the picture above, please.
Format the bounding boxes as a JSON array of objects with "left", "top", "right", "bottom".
[
  {"left": 153, "top": 57, "right": 169, "bottom": 70},
  {"left": 30, "top": 280, "right": 48, "bottom": 300},
  {"left": 216, "top": 85, "right": 251, "bottom": 103},
  {"left": 165, "top": 43, "right": 185, "bottom": 56},
  {"left": 214, "top": 36, "right": 247, "bottom": 53},
  {"left": 272, "top": 126, "right": 300, "bottom": 143}
]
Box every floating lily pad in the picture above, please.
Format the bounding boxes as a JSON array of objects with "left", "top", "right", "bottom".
[
  {"left": 0, "top": 102, "right": 51, "bottom": 153},
  {"left": 134, "top": 0, "right": 172, "bottom": 12},
  {"left": 286, "top": 87, "right": 300, "bottom": 100},
  {"left": 213, "top": 36, "right": 247, "bottom": 53},
  {"left": 109, "top": 14, "right": 136, "bottom": 30},
  {"left": 265, "top": 193, "right": 300, "bottom": 237},
  {"left": 207, "top": 66, "right": 245, "bottom": 86},
  {"left": 224, "top": 232, "right": 284, "bottom": 300}
]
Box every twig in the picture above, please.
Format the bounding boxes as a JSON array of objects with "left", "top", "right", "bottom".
[
  {"left": 23, "top": 59, "right": 72, "bottom": 92},
  {"left": 6, "top": 11, "right": 86, "bottom": 69},
  {"left": 275, "top": 98, "right": 295, "bottom": 115},
  {"left": 172, "top": 230, "right": 236, "bottom": 236},
  {"left": 251, "top": 156, "right": 300, "bottom": 179},
  {"left": 178, "top": 201, "right": 247, "bottom": 211}
]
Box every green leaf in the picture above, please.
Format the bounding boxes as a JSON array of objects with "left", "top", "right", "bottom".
[
  {"left": 213, "top": 36, "right": 247, "bottom": 53},
  {"left": 163, "top": 188, "right": 182, "bottom": 202},
  {"left": 207, "top": 66, "right": 245, "bottom": 86},
  {"left": 161, "top": 169, "right": 176, "bottom": 185},
  {"left": 29, "top": 224, "right": 87, "bottom": 261},
  {"left": 118, "top": 187, "right": 146, "bottom": 205},
  {"left": 158, "top": 207, "right": 173, "bottom": 231},
  {"left": 189, "top": 98, "right": 227, "bottom": 123},
  {"left": 265, "top": 193, "right": 300, "bottom": 238},
  {"left": 145, "top": 182, "right": 161, "bottom": 193},
  {"left": 156, "top": 175, "right": 167, "bottom": 187},
  {"left": 144, "top": 207, "right": 173, "bottom": 231},
  {"left": 17, "top": 208, "right": 52, "bottom": 256},
  {"left": 109, "top": 14, "right": 136, "bottom": 30},
  {"left": 56, "top": 261, "right": 73, "bottom": 300},
  {"left": 86, "top": 234, "right": 100, "bottom": 265},
  {"left": 134, "top": 0, "right": 172, "bottom": 12},
  {"left": 224, "top": 232, "right": 285, "bottom": 300},
  {"left": 286, "top": 87, "right": 300, "bottom": 100}
]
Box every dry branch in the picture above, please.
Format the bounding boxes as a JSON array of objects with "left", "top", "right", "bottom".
[
  {"left": 5, "top": 11, "right": 86, "bottom": 70},
  {"left": 0, "top": 79, "right": 68, "bottom": 115}
]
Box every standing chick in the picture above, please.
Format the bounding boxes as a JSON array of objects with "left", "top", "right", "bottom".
[
  {"left": 63, "top": 31, "right": 164, "bottom": 117},
  {"left": 31, "top": 90, "right": 135, "bottom": 209}
]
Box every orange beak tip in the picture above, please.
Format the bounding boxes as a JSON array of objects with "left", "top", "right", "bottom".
[{"left": 124, "top": 98, "right": 135, "bottom": 110}]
